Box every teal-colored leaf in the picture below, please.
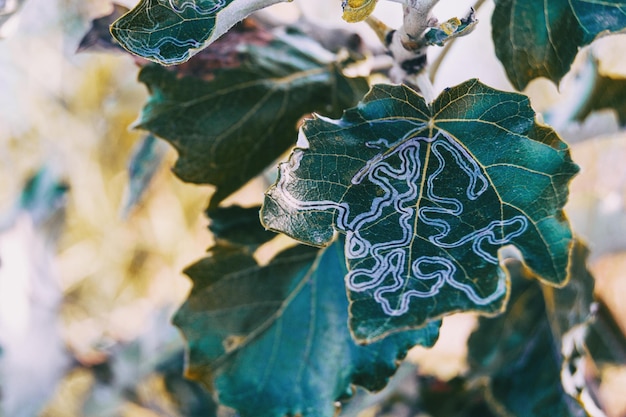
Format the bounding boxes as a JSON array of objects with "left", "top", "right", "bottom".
[
  {"left": 136, "top": 29, "right": 369, "bottom": 207},
  {"left": 173, "top": 240, "right": 440, "bottom": 417},
  {"left": 467, "top": 257, "right": 588, "bottom": 417},
  {"left": 492, "top": 0, "right": 626, "bottom": 90},
  {"left": 207, "top": 205, "right": 275, "bottom": 248},
  {"left": 110, "top": 0, "right": 286, "bottom": 64},
  {"left": 262, "top": 79, "right": 579, "bottom": 342},
  {"left": 121, "top": 134, "right": 169, "bottom": 218}
]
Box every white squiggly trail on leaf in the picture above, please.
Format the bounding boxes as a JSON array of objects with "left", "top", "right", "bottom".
[
  {"left": 275, "top": 126, "right": 527, "bottom": 316},
  {"left": 115, "top": 0, "right": 227, "bottom": 65},
  {"left": 165, "top": 0, "right": 226, "bottom": 14}
]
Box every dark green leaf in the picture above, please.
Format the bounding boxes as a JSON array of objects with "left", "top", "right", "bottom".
[
  {"left": 173, "top": 240, "right": 440, "bottom": 417},
  {"left": 468, "top": 259, "right": 587, "bottom": 417},
  {"left": 262, "top": 79, "right": 578, "bottom": 342},
  {"left": 207, "top": 205, "right": 275, "bottom": 248},
  {"left": 492, "top": 0, "right": 626, "bottom": 90},
  {"left": 585, "top": 300, "right": 626, "bottom": 366},
  {"left": 110, "top": 0, "right": 285, "bottom": 64},
  {"left": 572, "top": 60, "right": 626, "bottom": 126},
  {"left": 136, "top": 29, "right": 369, "bottom": 207}
]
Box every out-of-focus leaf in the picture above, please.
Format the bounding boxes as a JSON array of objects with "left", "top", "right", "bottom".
[
  {"left": 342, "top": 0, "right": 379, "bottom": 23},
  {"left": 120, "top": 134, "right": 169, "bottom": 218},
  {"left": 492, "top": 0, "right": 626, "bottom": 90},
  {"left": 82, "top": 310, "right": 216, "bottom": 417},
  {"left": 0, "top": 0, "right": 27, "bottom": 36},
  {"left": 467, "top": 246, "right": 593, "bottom": 417},
  {"left": 572, "top": 61, "right": 626, "bottom": 126},
  {"left": 156, "top": 352, "right": 218, "bottom": 417},
  {"left": 585, "top": 301, "right": 626, "bottom": 366},
  {"left": 77, "top": 4, "right": 129, "bottom": 53},
  {"left": 173, "top": 240, "right": 440, "bottom": 417},
  {"left": 207, "top": 205, "right": 274, "bottom": 248},
  {"left": 110, "top": 0, "right": 286, "bottom": 65},
  {"left": 136, "top": 28, "right": 369, "bottom": 207},
  {"left": 341, "top": 369, "right": 497, "bottom": 417},
  {"left": 262, "top": 79, "right": 578, "bottom": 343},
  {"left": 424, "top": 9, "right": 477, "bottom": 47},
  {"left": 543, "top": 242, "right": 595, "bottom": 340},
  {"left": 0, "top": 168, "right": 70, "bottom": 417}
]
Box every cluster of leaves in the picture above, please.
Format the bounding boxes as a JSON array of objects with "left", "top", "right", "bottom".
[{"left": 73, "top": 0, "right": 626, "bottom": 416}]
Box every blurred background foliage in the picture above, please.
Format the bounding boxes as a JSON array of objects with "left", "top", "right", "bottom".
[{"left": 0, "top": 0, "right": 625, "bottom": 416}]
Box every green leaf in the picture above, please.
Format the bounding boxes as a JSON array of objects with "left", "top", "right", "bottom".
[
  {"left": 424, "top": 9, "right": 478, "bottom": 47},
  {"left": 110, "top": 0, "right": 286, "bottom": 64},
  {"left": 135, "top": 29, "right": 369, "bottom": 207},
  {"left": 207, "top": 205, "right": 275, "bottom": 248},
  {"left": 121, "top": 134, "right": 168, "bottom": 218},
  {"left": 572, "top": 60, "right": 626, "bottom": 126},
  {"left": 262, "top": 79, "right": 579, "bottom": 342},
  {"left": 585, "top": 300, "right": 626, "bottom": 366},
  {"left": 467, "top": 258, "right": 588, "bottom": 417},
  {"left": 492, "top": 0, "right": 626, "bottom": 90},
  {"left": 173, "top": 240, "right": 440, "bottom": 417}
]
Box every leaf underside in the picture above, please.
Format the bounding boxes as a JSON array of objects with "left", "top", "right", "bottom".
[
  {"left": 492, "top": 0, "right": 626, "bottom": 90},
  {"left": 262, "top": 79, "right": 579, "bottom": 342},
  {"left": 173, "top": 240, "right": 440, "bottom": 417},
  {"left": 135, "top": 29, "right": 368, "bottom": 207}
]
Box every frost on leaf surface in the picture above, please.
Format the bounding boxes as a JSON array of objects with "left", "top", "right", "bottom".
[
  {"left": 173, "top": 240, "right": 439, "bottom": 417},
  {"left": 492, "top": 0, "right": 626, "bottom": 90},
  {"left": 111, "top": 0, "right": 285, "bottom": 64},
  {"left": 262, "top": 79, "right": 579, "bottom": 342}
]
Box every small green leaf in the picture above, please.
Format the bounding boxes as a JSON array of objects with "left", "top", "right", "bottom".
[
  {"left": 173, "top": 240, "right": 440, "bottom": 417},
  {"left": 492, "top": 0, "right": 626, "bottom": 90},
  {"left": 572, "top": 61, "right": 626, "bottom": 126},
  {"left": 207, "top": 205, "right": 275, "bottom": 248},
  {"left": 424, "top": 9, "right": 478, "bottom": 47},
  {"left": 468, "top": 257, "right": 588, "bottom": 417},
  {"left": 135, "top": 29, "right": 369, "bottom": 207},
  {"left": 121, "top": 134, "right": 168, "bottom": 218},
  {"left": 110, "top": 0, "right": 286, "bottom": 64},
  {"left": 262, "top": 79, "right": 578, "bottom": 342}
]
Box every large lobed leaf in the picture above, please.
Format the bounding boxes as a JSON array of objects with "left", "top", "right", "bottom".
[
  {"left": 110, "top": 0, "right": 286, "bottom": 64},
  {"left": 492, "top": 0, "right": 626, "bottom": 90},
  {"left": 135, "top": 29, "right": 369, "bottom": 207},
  {"left": 262, "top": 79, "right": 579, "bottom": 342},
  {"left": 173, "top": 239, "right": 440, "bottom": 417}
]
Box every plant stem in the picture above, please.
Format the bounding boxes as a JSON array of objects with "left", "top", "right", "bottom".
[{"left": 413, "top": 71, "right": 436, "bottom": 103}]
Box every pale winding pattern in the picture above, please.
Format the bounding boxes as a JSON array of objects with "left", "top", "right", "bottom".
[
  {"left": 118, "top": 0, "right": 227, "bottom": 64},
  {"left": 276, "top": 125, "right": 528, "bottom": 316}
]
